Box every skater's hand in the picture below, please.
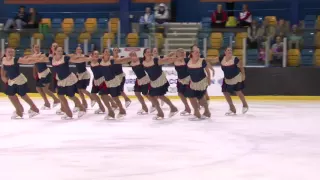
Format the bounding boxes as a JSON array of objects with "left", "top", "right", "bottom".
[
  {"left": 1, "top": 76, "right": 8, "bottom": 83},
  {"left": 242, "top": 74, "right": 246, "bottom": 81},
  {"left": 207, "top": 77, "right": 211, "bottom": 85}
]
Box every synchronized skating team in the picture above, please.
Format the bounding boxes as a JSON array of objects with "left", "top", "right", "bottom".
[{"left": 0, "top": 42, "right": 249, "bottom": 120}]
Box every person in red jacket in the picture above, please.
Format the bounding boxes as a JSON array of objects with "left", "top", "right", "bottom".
[
  {"left": 211, "top": 4, "right": 228, "bottom": 28},
  {"left": 239, "top": 4, "right": 252, "bottom": 27}
]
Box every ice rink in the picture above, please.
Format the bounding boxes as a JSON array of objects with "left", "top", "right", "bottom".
[{"left": 0, "top": 98, "right": 319, "bottom": 180}]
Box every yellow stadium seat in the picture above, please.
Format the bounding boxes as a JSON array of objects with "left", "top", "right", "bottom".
[
  {"left": 32, "top": 33, "right": 44, "bottom": 41},
  {"left": 265, "top": 16, "right": 277, "bottom": 26},
  {"left": 41, "top": 18, "right": 51, "bottom": 27},
  {"left": 316, "top": 32, "right": 320, "bottom": 48},
  {"left": 55, "top": 33, "right": 68, "bottom": 47},
  {"left": 85, "top": 18, "right": 97, "bottom": 33},
  {"left": 210, "top": 33, "right": 223, "bottom": 49},
  {"left": 226, "top": 16, "right": 237, "bottom": 27},
  {"left": 314, "top": 49, "right": 320, "bottom": 66},
  {"left": 236, "top": 32, "right": 248, "bottom": 39},
  {"left": 24, "top": 49, "right": 32, "bottom": 56},
  {"left": 78, "top": 33, "right": 91, "bottom": 44},
  {"left": 155, "top": 33, "right": 164, "bottom": 49},
  {"left": 126, "top": 33, "right": 139, "bottom": 47},
  {"left": 103, "top": 33, "right": 115, "bottom": 48},
  {"left": 109, "top": 18, "right": 119, "bottom": 34},
  {"left": 233, "top": 49, "right": 243, "bottom": 61},
  {"left": 62, "top": 18, "right": 74, "bottom": 34},
  {"left": 8, "top": 33, "right": 20, "bottom": 48},
  {"left": 287, "top": 49, "right": 300, "bottom": 66},
  {"left": 207, "top": 49, "right": 219, "bottom": 58}
]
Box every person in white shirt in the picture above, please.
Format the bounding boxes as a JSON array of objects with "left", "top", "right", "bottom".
[
  {"left": 155, "top": 3, "right": 169, "bottom": 24},
  {"left": 239, "top": 4, "right": 252, "bottom": 27}
]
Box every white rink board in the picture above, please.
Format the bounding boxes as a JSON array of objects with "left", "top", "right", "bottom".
[{"left": 86, "top": 66, "right": 224, "bottom": 96}]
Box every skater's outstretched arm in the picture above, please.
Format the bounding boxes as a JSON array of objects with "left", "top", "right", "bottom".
[{"left": 158, "top": 52, "right": 176, "bottom": 65}]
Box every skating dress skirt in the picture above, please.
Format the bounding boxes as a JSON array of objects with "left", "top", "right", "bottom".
[
  {"left": 186, "top": 58, "right": 209, "bottom": 99},
  {"left": 143, "top": 58, "right": 169, "bottom": 97},
  {"left": 130, "top": 59, "right": 150, "bottom": 96},
  {"left": 174, "top": 58, "right": 191, "bottom": 97},
  {"left": 219, "top": 56, "right": 245, "bottom": 93}
]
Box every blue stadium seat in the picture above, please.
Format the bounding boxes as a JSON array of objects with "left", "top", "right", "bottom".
[
  {"left": 52, "top": 18, "right": 62, "bottom": 29},
  {"left": 223, "top": 32, "right": 234, "bottom": 48},
  {"left": 304, "top": 15, "right": 317, "bottom": 21},
  {"left": 304, "top": 21, "right": 315, "bottom": 29},
  {"left": 246, "top": 49, "right": 260, "bottom": 65},
  {"left": 201, "top": 17, "right": 211, "bottom": 23},
  {"left": 75, "top": 18, "right": 85, "bottom": 30},
  {"left": 303, "top": 32, "right": 315, "bottom": 48},
  {"left": 98, "top": 18, "right": 108, "bottom": 30},
  {"left": 301, "top": 49, "right": 314, "bottom": 66}
]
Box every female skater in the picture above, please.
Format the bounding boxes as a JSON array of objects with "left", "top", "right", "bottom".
[
  {"left": 164, "top": 48, "right": 192, "bottom": 116},
  {"left": 111, "top": 47, "right": 131, "bottom": 108},
  {"left": 31, "top": 44, "right": 60, "bottom": 109},
  {"left": 207, "top": 47, "right": 249, "bottom": 115},
  {"left": 142, "top": 48, "right": 178, "bottom": 120},
  {"left": 186, "top": 47, "right": 211, "bottom": 119},
  {"left": 89, "top": 50, "right": 116, "bottom": 119},
  {"left": 1, "top": 47, "right": 40, "bottom": 119},
  {"left": 71, "top": 46, "right": 94, "bottom": 109},
  {"left": 152, "top": 47, "right": 165, "bottom": 107},
  {"left": 29, "top": 47, "right": 86, "bottom": 119},
  {"left": 101, "top": 48, "right": 126, "bottom": 118},
  {"left": 115, "top": 51, "right": 154, "bottom": 115}
]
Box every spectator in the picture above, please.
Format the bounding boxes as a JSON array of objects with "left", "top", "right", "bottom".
[
  {"left": 25, "top": 8, "right": 41, "bottom": 29},
  {"left": 139, "top": 7, "right": 154, "bottom": 33},
  {"left": 258, "top": 19, "right": 276, "bottom": 43},
  {"left": 288, "top": 25, "right": 303, "bottom": 49},
  {"left": 4, "top": 6, "right": 28, "bottom": 31},
  {"left": 155, "top": 3, "right": 169, "bottom": 24},
  {"left": 211, "top": 4, "right": 228, "bottom": 28},
  {"left": 247, "top": 20, "right": 259, "bottom": 48},
  {"left": 239, "top": 4, "right": 252, "bottom": 27},
  {"left": 276, "top": 19, "right": 289, "bottom": 37},
  {"left": 271, "top": 36, "right": 283, "bottom": 66}
]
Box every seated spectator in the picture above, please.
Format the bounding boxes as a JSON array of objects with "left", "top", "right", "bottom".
[
  {"left": 25, "top": 8, "right": 41, "bottom": 29},
  {"left": 211, "top": 4, "right": 228, "bottom": 28},
  {"left": 271, "top": 36, "right": 283, "bottom": 66},
  {"left": 155, "top": 3, "right": 169, "bottom": 24},
  {"left": 257, "top": 19, "right": 276, "bottom": 43},
  {"left": 239, "top": 4, "right": 252, "bottom": 27},
  {"left": 139, "top": 7, "right": 154, "bottom": 33},
  {"left": 247, "top": 20, "right": 259, "bottom": 48},
  {"left": 288, "top": 25, "right": 303, "bottom": 49},
  {"left": 4, "top": 6, "right": 28, "bottom": 31},
  {"left": 276, "top": 19, "right": 289, "bottom": 37}
]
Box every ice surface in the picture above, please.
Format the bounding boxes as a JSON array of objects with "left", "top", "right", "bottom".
[{"left": 0, "top": 98, "right": 320, "bottom": 180}]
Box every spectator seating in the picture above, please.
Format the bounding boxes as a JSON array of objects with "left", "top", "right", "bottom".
[
  {"left": 98, "top": 18, "right": 108, "bottom": 30},
  {"left": 55, "top": 33, "right": 68, "bottom": 47},
  {"left": 8, "top": 33, "right": 20, "bottom": 48},
  {"left": 233, "top": 49, "right": 243, "bottom": 61},
  {"left": 103, "top": 33, "right": 115, "bottom": 48},
  {"left": 265, "top": 16, "right": 277, "bottom": 26},
  {"left": 33, "top": 33, "right": 44, "bottom": 41},
  {"left": 315, "top": 32, "right": 320, "bottom": 48},
  {"left": 235, "top": 32, "right": 247, "bottom": 49},
  {"left": 78, "top": 32, "right": 91, "bottom": 44},
  {"left": 288, "top": 49, "right": 300, "bottom": 66},
  {"left": 109, "top": 18, "right": 120, "bottom": 34},
  {"left": 154, "top": 33, "right": 164, "bottom": 49},
  {"left": 85, "top": 18, "right": 98, "bottom": 33},
  {"left": 247, "top": 49, "right": 259, "bottom": 65},
  {"left": 314, "top": 49, "right": 320, "bottom": 66},
  {"left": 316, "top": 16, "right": 320, "bottom": 30},
  {"left": 304, "top": 15, "right": 316, "bottom": 29},
  {"left": 207, "top": 49, "right": 219, "bottom": 59},
  {"left": 210, "top": 32, "right": 223, "bottom": 49},
  {"left": 223, "top": 32, "right": 234, "bottom": 48},
  {"left": 41, "top": 18, "right": 52, "bottom": 28},
  {"left": 126, "top": 33, "right": 139, "bottom": 47},
  {"left": 75, "top": 18, "right": 85, "bottom": 30},
  {"left": 301, "top": 49, "right": 314, "bottom": 66},
  {"left": 52, "top": 18, "right": 62, "bottom": 29},
  {"left": 62, "top": 18, "right": 74, "bottom": 34},
  {"left": 226, "top": 17, "right": 237, "bottom": 27},
  {"left": 24, "top": 49, "right": 32, "bottom": 56}
]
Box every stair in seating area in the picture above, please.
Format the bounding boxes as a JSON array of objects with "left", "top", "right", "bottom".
[{"left": 164, "top": 23, "right": 201, "bottom": 53}]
